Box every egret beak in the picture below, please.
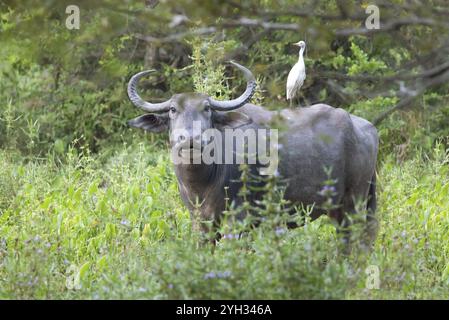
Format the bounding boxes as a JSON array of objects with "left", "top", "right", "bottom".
[{"left": 292, "top": 42, "right": 301, "bottom": 47}]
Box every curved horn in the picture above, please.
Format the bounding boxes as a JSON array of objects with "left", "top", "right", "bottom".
[
  {"left": 208, "top": 61, "right": 257, "bottom": 111},
  {"left": 127, "top": 70, "right": 171, "bottom": 113}
]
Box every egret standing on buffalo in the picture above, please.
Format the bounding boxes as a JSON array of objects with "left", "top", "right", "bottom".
[{"left": 286, "top": 40, "right": 306, "bottom": 107}]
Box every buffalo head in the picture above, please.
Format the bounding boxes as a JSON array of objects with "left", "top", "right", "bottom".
[{"left": 127, "top": 62, "right": 257, "bottom": 153}]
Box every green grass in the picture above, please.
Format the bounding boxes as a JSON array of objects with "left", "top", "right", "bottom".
[{"left": 0, "top": 139, "right": 448, "bottom": 299}]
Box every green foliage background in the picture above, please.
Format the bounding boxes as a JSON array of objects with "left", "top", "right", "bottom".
[{"left": 0, "top": 0, "right": 449, "bottom": 299}]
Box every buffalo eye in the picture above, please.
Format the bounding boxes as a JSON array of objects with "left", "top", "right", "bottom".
[
  {"left": 169, "top": 106, "right": 177, "bottom": 114},
  {"left": 203, "top": 101, "right": 211, "bottom": 112}
]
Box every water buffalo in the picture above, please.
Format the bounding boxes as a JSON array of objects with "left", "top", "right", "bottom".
[{"left": 127, "top": 62, "right": 379, "bottom": 249}]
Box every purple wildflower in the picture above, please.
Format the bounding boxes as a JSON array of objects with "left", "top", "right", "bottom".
[
  {"left": 204, "top": 272, "right": 216, "bottom": 279},
  {"left": 275, "top": 227, "right": 286, "bottom": 236},
  {"left": 204, "top": 271, "right": 232, "bottom": 280},
  {"left": 222, "top": 233, "right": 238, "bottom": 240},
  {"left": 318, "top": 185, "right": 336, "bottom": 197},
  {"left": 218, "top": 271, "right": 232, "bottom": 278}
]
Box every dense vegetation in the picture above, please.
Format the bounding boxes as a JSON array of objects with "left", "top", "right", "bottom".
[{"left": 1, "top": 0, "right": 448, "bottom": 299}]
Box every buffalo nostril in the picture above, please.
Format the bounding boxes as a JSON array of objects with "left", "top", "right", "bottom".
[{"left": 177, "top": 135, "right": 186, "bottom": 143}]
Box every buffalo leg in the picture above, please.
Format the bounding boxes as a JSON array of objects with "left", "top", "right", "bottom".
[
  {"left": 328, "top": 207, "right": 352, "bottom": 255},
  {"left": 363, "top": 174, "right": 378, "bottom": 249}
]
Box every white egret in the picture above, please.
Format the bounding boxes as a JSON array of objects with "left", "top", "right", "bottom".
[{"left": 286, "top": 40, "right": 306, "bottom": 107}]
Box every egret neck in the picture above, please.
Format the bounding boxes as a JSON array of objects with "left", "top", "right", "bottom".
[{"left": 298, "top": 46, "right": 305, "bottom": 68}]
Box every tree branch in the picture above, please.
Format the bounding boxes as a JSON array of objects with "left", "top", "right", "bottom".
[
  {"left": 372, "top": 70, "right": 449, "bottom": 126},
  {"left": 134, "top": 27, "right": 217, "bottom": 44},
  {"left": 317, "top": 60, "right": 449, "bottom": 82},
  {"left": 335, "top": 17, "right": 444, "bottom": 36},
  {"left": 220, "top": 17, "right": 300, "bottom": 31}
]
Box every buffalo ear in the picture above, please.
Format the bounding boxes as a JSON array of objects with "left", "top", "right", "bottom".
[
  {"left": 214, "top": 111, "right": 252, "bottom": 129},
  {"left": 128, "top": 114, "right": 168, "bottom": 133}
]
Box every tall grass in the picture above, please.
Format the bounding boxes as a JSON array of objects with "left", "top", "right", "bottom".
[{"left": 1, "top": 139, "right": 448, "bottom": 299}]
